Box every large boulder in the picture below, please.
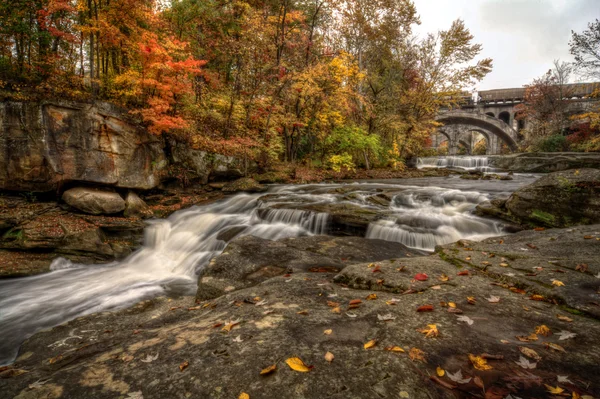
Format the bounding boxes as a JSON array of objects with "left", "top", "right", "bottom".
[
  {"left": 62, "top": 187, "right": 126, "bottom": 215},
  {"left": 488, "top": 152, "right": 600, "bottom": 172},
  {"left": 222, "top": 178, "right": 266, "bottom": 193},
  {"left": 504, "top": 169, "right": 600, "bottom": 227},
  {"left": 124, "top": 191, "right": 153, "bottom": 218}
]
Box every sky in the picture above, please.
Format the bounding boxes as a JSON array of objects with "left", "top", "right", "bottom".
[{"left": 412, "top": 0, "right": 599, "bottom": 90}]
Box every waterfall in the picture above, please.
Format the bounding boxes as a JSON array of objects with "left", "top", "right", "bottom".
[
  {"left": 417, "top": 156, "right": 493, "bottom": 171},
  {"left": 254, "top": 208, "right": 329, "bottom": 235}
]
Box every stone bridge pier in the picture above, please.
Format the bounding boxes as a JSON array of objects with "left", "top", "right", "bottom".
[{"left": 438, "top": 125, "right": 503, "bottom": 155}]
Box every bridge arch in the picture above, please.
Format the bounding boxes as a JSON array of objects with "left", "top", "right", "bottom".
[{"left": 435, "top": 110, "right": 519, "bottom": 154}]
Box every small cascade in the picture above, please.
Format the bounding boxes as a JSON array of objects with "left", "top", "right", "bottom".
[
  {"left": 255, "top": 208, "right": 329, "bottom": 235},
  {"left": 417, "top": 156, "right": 493, "bottom": 172}
]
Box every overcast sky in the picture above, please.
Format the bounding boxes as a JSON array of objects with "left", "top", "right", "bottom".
[{"left": 412, "top": 0, "right": 599, "bottom": 91}]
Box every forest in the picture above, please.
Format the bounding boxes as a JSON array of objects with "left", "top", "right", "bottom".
[{"left": 0, "top": 0, "right": 494, "bottom": 170}]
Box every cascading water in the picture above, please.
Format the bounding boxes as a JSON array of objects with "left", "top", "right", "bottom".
[
  {"left": 0, "top": 175, "right": 538, "bottom": 365},
  {"left": 417, "top": 155, "right": 494, "bottom": 172}
]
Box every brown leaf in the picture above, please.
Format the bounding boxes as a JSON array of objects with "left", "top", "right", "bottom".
[
  {"left": 349, "top": 299, "right": 362, "bottom": 305},
  {"left": 545, "top": 342, "right": 566, "bottom": 352},
  {"left": 409, "top": 347, "right": 426, "bottom": 362},
  {"left": 575, "top": 263, "right": 588, "bottom": 273},
  {"left": 260, "top": 364, "right": 277, "bottom": 375},
  {"left": 331, "top": 306, "right": 341, "bottom": 314},
  {"left": 526, "top": 243, "right": 538, "bottom": 249},
  {"left": 457, "top": 270, "right": 470, "bottom": 276},
  {"left": 222, "top": 320, "right": 240, "bottom": 332},
  {"left": 179, "top": 361, "right": 189, "bottom": 371},
  {"left": 516, "top": 333, "right": 538, "bottom": 342},
  {"left": 519, "top": 346, "right": 541, "bottom": 361},
  {"left": 417, "top": 324, "right": 439, "bottom": 338},
  {"left": 556, "top": 314, "right": 573, "bottom": 322},
  {"left": 296, "top": 310, "right": 309, "bottom": 315},
  {"left": 534, "top": 227, "right": 545, "bottom": 231},
  {"left": 474, "top": 375, "right": 485, "bottom": 389},
  {"left": 430, "top": 375, "right": 456, "bottom": 390},
  {"left": 417, "top": 304, "right": 434, "bottom": 312},
  {"left": 327, "top": 301, "right": 340, "bottom": 307},
  {"left": 583, "top": 235, "right": 594, "bottom": 239},
  {"left": 535, "top": 325, "right": 551, "bottom": 336},
  {"left": 366, "top": 293, "right": 378, "bottom": 300},
  {"left": 384, "top": 346, "right": 405, "bottom": 353},
  {"left": 467, "top": 296, "right": 476, "bottom": 305}
]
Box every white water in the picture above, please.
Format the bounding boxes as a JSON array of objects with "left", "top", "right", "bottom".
[
  {"left": 0, "top": 177, "right": 535, "bottom": 365},
  {"left": 417, "top": 155, "right": 494, "bottom": 172}
]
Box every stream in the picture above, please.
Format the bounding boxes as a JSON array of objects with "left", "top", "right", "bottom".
[{"left": 0, "top": 172, "right": 539, "bottom": 365}]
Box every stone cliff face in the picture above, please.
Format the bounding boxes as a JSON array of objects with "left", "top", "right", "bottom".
[
  {"left": 0, "top": 101, "right": 251, "bottom": 192},
  {"left": 0, "top": 101, "right": 166, "bottom": 191}
]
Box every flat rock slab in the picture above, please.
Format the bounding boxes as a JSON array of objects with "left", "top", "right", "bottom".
[
  {"left": 437, "top": 224, "right": 600, "bottom": 318},
  {"left": 2, "top": 265, "right": 599, "bottom": 398},
  {"left": 197, "top": 235, "right": 423, "bottom": 301},
  {"left": 62, "top": 187, "right": 126, "bottom": 215}
]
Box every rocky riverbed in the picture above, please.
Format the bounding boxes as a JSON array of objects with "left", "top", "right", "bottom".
[{"left": 1, "top": 170, "right": 599, "bottom": 399}]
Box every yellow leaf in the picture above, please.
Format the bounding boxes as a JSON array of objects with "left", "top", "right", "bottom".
[
  {"left": 285, "top": 357, "right": 311, "bottom": 372},
  {"left": 385, "top": 300, "right": 397, "bottom": 306},
  {"left": 366, "top": 293, "right": 378, "bottom": 300},
  {"left": 468, "top": 354, "right": 492, "bottom": 370},
  {"left": 324, "top": 351, "right": 334, "bottom": 362},
  {"left": 179, "top": 361, "right": 189, "bottom": 371},
  {"left": 439, "top": 274, "right": 449, "bottom": 282},
  {"left": 467, "top": 296, "right": 476, "bottom": 305},
  {"left": 546, "top": 342, "right": 566, "bottom": 352},
  {"left": 436, "top": 366, "right": 445, "bottom": 377},
  {"left": 552, "top": 279, "right": 565, "bottom": 287},
  {"left": 572, "top": 392, "right": 581, "bottom": 399},
  {"left": 519, "top": 346, "right": 541, "bottom": 360},
  {"left": 418, "top": 324, "right": 439, "bottom": 338},
  {"left": 557, "top": 314, "right": 573, "bottom": 322},
  {"left": 324, "top": 329, "right": 333, "bottom": 335},
  {"left": 448, "top": 302, "right": 456, "bottom": 308},
  {"left": 545, "top": 384, "right": 564, "bottom": 394},
  {"left": 260, "top": 364, "right": 276, "bottom": 375},
  {"left": 364, "top": 339, "right": 377, "bottom": 349},
  {"left": 535, "top": 325, "right": 551, "bottom": 336},
  {"left": 222, "top": 320, "right": 240, "bottom": 332},
  {"left": 239, "top": 393, "right": 250, "bottom": 399},
  {"left": 384, "top": 346, "right": 405, "bottom": 353},
  {"left": 331, "top": 306, "right": 341, "bottom": 313}
]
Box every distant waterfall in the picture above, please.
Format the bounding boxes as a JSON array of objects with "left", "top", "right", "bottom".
[
  {"left": 255, "top": 208, "right": 329, "bottom": 235},
  {"left": 417, "top": 156, "right": 493, "bottom": 171}
]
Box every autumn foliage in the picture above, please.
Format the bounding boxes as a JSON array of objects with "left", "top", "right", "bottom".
[{"left": 0, "top": 0, "right": 493, "bottom": 167}]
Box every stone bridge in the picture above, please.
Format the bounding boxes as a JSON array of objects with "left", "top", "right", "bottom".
[{"left": 433, "top": 82, "right": 600, "bottom": 155}]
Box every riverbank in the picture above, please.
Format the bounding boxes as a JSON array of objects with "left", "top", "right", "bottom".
[{"left": 1, "top": 223, "right": 599, "bottom": 398}]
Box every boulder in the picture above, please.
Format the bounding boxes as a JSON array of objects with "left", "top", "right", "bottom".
[
  {"left": 222, "top": 178, "right": 266, "bottom": 193},
  {"left": 124, "top": 192, "right": 153, "bottom": 218},
  {"left": 62, "top": 187, "right": 126, "bottom": 215},
  {"left": 504, "top": 169, "right": 600, "bottom": 227},
  {"left": 488, "top": 152, "right": 600, "bottom": 172}
]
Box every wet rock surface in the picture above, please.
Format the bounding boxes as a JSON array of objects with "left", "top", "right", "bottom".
[
  {"left": 197, "top": 235, "right": 423, "bottom": 300},
  {"left": 476, "top": 169, "right": 600, "bottom": 228},
  {"left": 62, "top": 187, "right": 126, "bottom": 215},
  {"left": 2, "top": 225, "right": 599, "bottom": 399},
  {"left": 489, "top": 152, "right": 600, "bottom": 173}
]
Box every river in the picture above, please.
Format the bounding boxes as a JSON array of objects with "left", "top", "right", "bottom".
[{"left": 0, "top": 173, "right": 538, "bottom": 365}]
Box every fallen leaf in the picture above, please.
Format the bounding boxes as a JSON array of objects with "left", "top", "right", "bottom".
[
  {"left": 545, "top": 342, "right": 566, "bottom": 352},
  {"left": 465, "top": 256, "right": 472, "bottom": 261},
  {"left": 456, "top": 315, "right": 474, "bottom": 326},
  {"left": 377, "top": 313, "right": 396, "bottom": 321},
  {"left": 473, "top": 376, "right": 484, "bottom": 389},
  {"left": 285, "top": 357, "right": 312, "bottom": 372},
  {"left": 327, "top": 301, "right": 340, "bottom": 308},
  {"left": 187, "top": 306, "right": 201, "bottom": 311},
  {"left": 467, "top": 296, "right": 476, "bottom": 305},
  {"left": 222, "top": 319, "right": 241, "bottom": 332},
  {"left": 418, "top": 324, "right": 439, "bottom": 338},
  {"left": 324, "top": 352, "right": 334, "bottom": 362},
  {"left": 557, "top": 330, "right": 576, "bottom": 340},
  {"left": 436, "top": 366, "right": 445, "bottom": 377},
  {"left": 431, "top": 285, "right": 442, "bottom": 290},
  {"left": 534, "top": 227, "right": 545, "bottom": 231},
  {"left": 583, "top": 235, "right": 594, "bottom": 239},
  {"left": 349, "top": 299, "right": 362, "bottom": 305},
  {"left": 515, "top": 356, "right": 537, "bottom": 369},
  {"left": 439, "top": 274, "right": 450, "bottom": 282},
  {"left": 364, "top": 339, "right": 377, "bottom": 349},
  {"left": 140, "top": 353, "right": 159, "bottom": 363},
  {"left": 557, "top": 375, "right": 573, "bottom": 384},
  {"left": 409, "top": 347, "right": 426, "bottom": 362},
  {"left": 575, "top": 263, "right": 588, "bottom": 273},
  {"left": 366, "top": 293, "right": 378, "bottom": 300},
  {"left": 239, "top": 393, "right": 250, "bottom": 399},
  {"left": 414, "top": 273, "right": 428, "bottom": 281},
  {"left": 179, "top": 361, "right": 189, "bottom": 371},
  {"left": 457, "top": 270, "right": 470, "bottom": 276},
  {"left": 499, "top": 263, "right": 509, "bottom": 267},
  {"left": 535, "top": 325, "right": 551, "bottom": 336},
  {"left": 526, "top": 243, "right": 538, "bottom": 249},
  {"left": 296, "top": 310, "right": 309, "bottom": 315},
  {"left": 487, "top": 296, "right": 500, "bottom": 303},
  {"left": 260, "top": 364, "right": 277, "bottom": 375},
  {"left": 545, "top": 384, "right": 564, "bottom": 394},
  {"left": 417, "top": 305, "right": 434, "bottom": 312},
  {"left": 323, "top": 329, "right": 333, "bottom": 335},
  {"left": 519, "top": 347, "right": 541, "bottom": 361},
  {"left": 346, "top": 312, "right": 358, "bottom": 318},
  {"left": 448, "top": 302, "right": 457, "bottom": 308},
  {"left": 331, "top": 307, "right": 341, "bottom": 314},
  {"left": 530, "top": 294, "right": 545, "bottom": 301},
  {"left": 385, "top": 346, "right": 405, "bottom": 353},
  {"left": 372, "top": 265, "right": 382, "bottom": 273},
  {"left": 430, "top": 375, "right": 457, "bottom": 389},
  {"left": 446, "top": 369, "right": 472, "bottom": 384},
  {"left": 516, "top": 333, "right": 538, "bottom": 342},
  {"left": 468, "top": 354, "right": 492, "bottom": 370},
  {"left": 447, "top": 307, "right": 463, "bottom": 314},
  {"left": 552, "top": 279, "right": 565, "bottom": 287}
]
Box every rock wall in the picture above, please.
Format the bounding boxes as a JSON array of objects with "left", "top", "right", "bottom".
[
  {"left": 488, "top": 152, "right": 600, "bottom": 172},
  {"left": 0, "top": 101, "right": 252, "bottom": 192}
]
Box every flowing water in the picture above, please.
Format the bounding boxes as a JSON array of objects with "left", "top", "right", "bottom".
[
  {"left": 0, "top": 174, "right": 538, "bottom": 365},
  {"left": 417, "top": 155, "right": 495, "bottom": 172}
]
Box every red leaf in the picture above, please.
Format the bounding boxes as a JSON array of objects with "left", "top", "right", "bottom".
[
  {"left": 414, "top": 273, "right": 428, "bottom": 281},
  {"left": 417, "top": 305, "right": 434, "bottom": 312},
  {"left": 457, "top": 270, "right": 470, "bottom": 276}
]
